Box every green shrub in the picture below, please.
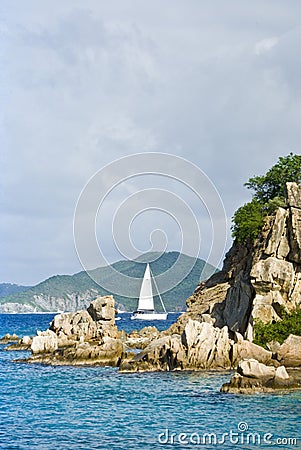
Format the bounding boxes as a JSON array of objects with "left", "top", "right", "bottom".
[
  {"left": 254, "top": 308, "right": 301, "bottom": 349},
  {"left": 245, "top": 153, "right": 301, "bottom": 203},
  {"left": 232, "top": 153, "right": 301, "bottom": 243},
  {"left": 231, "top": 199, "right": 264, "bottom": 243}
]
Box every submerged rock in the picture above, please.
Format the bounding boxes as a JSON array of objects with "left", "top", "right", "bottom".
[
  {"left": 0, "top": 333, "right": 20, "bottom": 343},
  {"left": 5, "top": 335, "right": 33, "bottom": 351}
]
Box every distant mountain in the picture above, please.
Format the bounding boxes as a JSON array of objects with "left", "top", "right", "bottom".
[
  {"left": 0, "top": 252, "right": 218, "bottom": 313},
  {"left": 0, "top": 283, "right": 31, "bottom": 298}
]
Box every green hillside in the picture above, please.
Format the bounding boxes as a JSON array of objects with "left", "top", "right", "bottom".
[
  {"left": 0, "top": 252, "right": 218, "bottom": 312},
  {"left": 0, "top": 283, "right": 31, "bottom": 298}
]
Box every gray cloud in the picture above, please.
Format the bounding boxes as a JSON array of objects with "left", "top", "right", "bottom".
[{"left": 1, "top": 0, "right": 301, "bottom": 284}]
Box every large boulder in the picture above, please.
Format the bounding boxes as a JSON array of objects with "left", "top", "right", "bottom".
[
  {"left": 31, "top": 330, "right": 58, "bottom": 354},
  {"left": 87, "top": 296, "right": 115, "bottom": 322},
  {"left": 232, "top": 338, "right": 272, "bottom": 366},
  {"left": 237, "top": 359, "right": 275, "bottom": 379},
  {"left": 277, "top": 334, "right": 301, "bottom": 367},
  {"left": 221, "top": 359, "right": 299, "bottom": 394},
  {"left": 250, "top": 257, "right": 295, "bottom": 322},
  {"left": 120, "top": 335, "right": 186, "bottom": 372},
  {"left": 54, "top": 337, "right": 125, "bottom": 366},
  {"left": 120, "top": 320, "right": 274, "bottom": 372},
  {"left": 182, "top": 320, "right": 232, "bottom": 369}
]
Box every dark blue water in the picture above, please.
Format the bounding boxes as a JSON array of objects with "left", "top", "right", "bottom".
[
  {"left": 0, "top": 312, "right": 181, "bottom": 338},
  {"left": 0, "top": 314, "right": 300, "bottom": 449}
]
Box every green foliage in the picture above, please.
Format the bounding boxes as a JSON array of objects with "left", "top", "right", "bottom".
[
  {"left": 263, "top": 196, "right": 287, "bottom": 214},
  {"left": 232, "top": 153, "right": 301, "bottom": 243},
  {"left": 254, "top": 308, "right": 301, "bottom": 349},
  {"left": 245, "top": 153, "right": 301, "bottom": 203},
  {"left": 231, "top": 199, "right": 264, "bottom": 243}
]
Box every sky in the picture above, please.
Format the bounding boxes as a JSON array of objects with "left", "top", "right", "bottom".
[{"left": 1, "top": 1, "right": 301, "bottom": 285}]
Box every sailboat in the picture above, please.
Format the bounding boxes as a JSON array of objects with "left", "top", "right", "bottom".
[{"left": 131, "top": 263, "right": 168, "bottom": 320}]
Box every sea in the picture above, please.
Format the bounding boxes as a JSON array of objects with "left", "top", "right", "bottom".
[{"left": 0, "top": 313, "right": 300, "bottom": 450}]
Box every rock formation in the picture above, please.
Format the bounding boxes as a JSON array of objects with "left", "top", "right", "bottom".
[
  {"left": 26, "top": 296, "right": 125, "bottom": 366},
  {"left": 120, "top": 183, "right": 301, "bottom": 373},
  {"left": 13, "top": 183, "right": 300, "bottom": 377},
  {"left": 0, "top": 333, "right": 20, "bottom": 343},
  {"left": 221, "top": 358, "right": 301, "bottom": 394},
  {"left": 169, "top": 183, "right": 301, "bottom": 340},
  {"left": 119, "top": 319, "right": 273, "bottom": 372}
]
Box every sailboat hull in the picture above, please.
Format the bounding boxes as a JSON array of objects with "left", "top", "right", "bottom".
[{"left": 131, "top": 311, "right": 168, "bottom": 321}]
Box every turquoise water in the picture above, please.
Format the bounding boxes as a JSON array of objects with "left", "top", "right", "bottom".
[{"left": 0, "top": 315, "right": 300, "bottom": 449}]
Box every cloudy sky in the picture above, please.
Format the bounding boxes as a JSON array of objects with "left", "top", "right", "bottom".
[{"left": 1, "top": 1, "right": 301, "bottom": 285}]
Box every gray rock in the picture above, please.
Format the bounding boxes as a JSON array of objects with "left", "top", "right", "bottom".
[
  {"left": 0, "top": 333, "right": 19, "bottom": 343},
  {"left": 286, "top": 182, "right": 301, "bottom": 209},
  {"left": 265, "top": 207, "right": 289, "bottom": 258},
  {"left": 266, "top": 340, "right": 281, "bottom": 354},
  {"left": 288, "top": 207, "right": 301, "bottom": 263},
  {"left": 275, "top": 366, "right": 289, "bottom": 381},
  {"left": 31, "top": 330, "right": 58, "bottom": 354},
  {"left": 87, "top": 296, "right": 115, "bottom": 322},
  {"left": 277, "top": 334, "right": 301, "bottom": 367},
  {"left": 221, "top": 361, "right": 300, "bottom": 394},
  {"left": 21, "top": 336, "right": 32, "bottom": 346},
  {"left": 237, "top": 359, "right": 275, "bottom": 379},
  {"left": 232, "top": 340, "right": 272, "bottom": 366},
  {"left": 26, "top": 296, "right": 123, "bottom": 367}
]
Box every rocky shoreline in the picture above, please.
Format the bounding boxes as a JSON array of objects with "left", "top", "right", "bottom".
[
  {"left": 2, "top": 182, "right": 301, "bottom": 394},
  {"left": 2, "top": 295, "right": 301, "bottom": 393},
  {"left": 221, "top": 360, "right": 301, "bottom": 394}
]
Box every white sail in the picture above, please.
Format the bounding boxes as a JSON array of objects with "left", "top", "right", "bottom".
[
  {"left": 131, "top": 263, "right": 168, "bottom": 320},
  {"left": 137, "top": 264, "right": 154, "bottom": 311}
]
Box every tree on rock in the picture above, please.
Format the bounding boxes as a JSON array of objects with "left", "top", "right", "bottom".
[
  {"left": 232, "top": 153, "right": 301, "bottom": 243},
  {"left": 245, "top": 153, "right": 301, "bottom": 203}
]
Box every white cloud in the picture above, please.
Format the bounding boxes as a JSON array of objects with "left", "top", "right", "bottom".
[{"left": 254, "top": 37, "right": 279, "bottom": 55}]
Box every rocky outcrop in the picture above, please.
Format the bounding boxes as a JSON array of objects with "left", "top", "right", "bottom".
[
  {"left": 47, "top": 296, "right": 118, "bottom": 349},
  {"left": 119, "top": 319, "right": 272, "bottom": 372},
  {"left": 126, "top": 326, "right": 160, "bottom": 350},
  {"left": 1, "top": 334, "right": 33, "bottom": 351},
  {"left": 221, "top": 359, "right": 301, "bottom": 394},
  {"left": 26, "top": 296, "right": 124, "bottom": 366},
  {"left": 5, "top": 335, "right": 33, "bottom": 351},
  {"left": 120, "top": 183, "right": 301, "bottom": 373},
  {"left": 0, "top": 333, "right": 20, "bottom": 343},
  {"left": 167, "top": 183, "right": 301, "bottom": 339}
]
